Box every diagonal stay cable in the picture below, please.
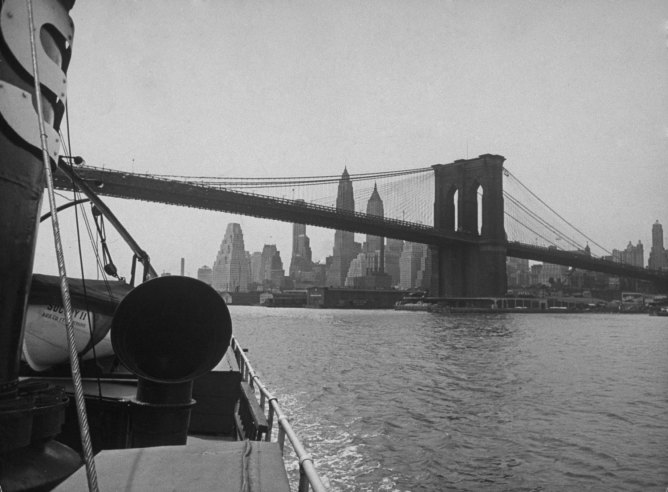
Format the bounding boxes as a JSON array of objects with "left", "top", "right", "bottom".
[
  {"left": 504, "top": 168, "right": 611, "bottom": 254},
  {"left": 503, "top": 191, "right": 585, "bottom": 252}
]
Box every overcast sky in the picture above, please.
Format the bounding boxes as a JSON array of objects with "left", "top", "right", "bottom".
[{"left": 35, "top": 0, "right": 668, "bottom": 278}]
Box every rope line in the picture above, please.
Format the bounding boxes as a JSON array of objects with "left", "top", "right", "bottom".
[{"left": 25, "top": 1, "right": 99, "bottom": 490}]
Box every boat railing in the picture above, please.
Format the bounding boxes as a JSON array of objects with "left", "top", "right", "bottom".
[{"left": 231, "top": 337, "right": 327, "bottom": 492}]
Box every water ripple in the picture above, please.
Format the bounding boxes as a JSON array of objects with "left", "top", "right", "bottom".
[{"left": 232, "top": 308, "right": 668, "bottom": 491}]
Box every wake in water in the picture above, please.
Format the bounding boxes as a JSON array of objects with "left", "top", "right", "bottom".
[{"left": 270, "top": 388, "right": 403, "bottom": 492}]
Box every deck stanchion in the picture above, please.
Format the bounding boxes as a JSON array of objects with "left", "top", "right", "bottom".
[
  {"left": 231, "top": 337, "right": 326, "bottom": 491},
  {"left": 298, "top": 466, "right": 310, "bottom": 492},
  {"left": 266, "top": 403, "right": 275, "bottom": 442}
]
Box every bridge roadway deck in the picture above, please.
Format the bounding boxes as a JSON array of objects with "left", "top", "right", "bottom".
[
  {"left": 507, "top": 242, "right": 668, "bottom": 284},
  {"left": 51, "top": 166, "right": 668, "bottom": 286},
  {"left": 52, "top": 166, "right": 478, "bottom": 248}
]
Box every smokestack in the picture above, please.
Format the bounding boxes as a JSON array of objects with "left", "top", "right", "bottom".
[
  {"left": 181, "top": 258, "right": 185, "bottom": 276},
  {"left": 380, "top": 240, "right": 385, "bottom": 273}
]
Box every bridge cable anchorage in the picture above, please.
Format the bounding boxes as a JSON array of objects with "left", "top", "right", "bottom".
[
  {"left": 25, "top": 1, "right": 99, "bottom": 490},
  {"left": 503, "top": 167, "right": 611, "bottom": 255}
]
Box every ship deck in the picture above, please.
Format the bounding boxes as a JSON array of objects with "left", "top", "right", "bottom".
[{"left": 55, "top": 437, "right": 290, "bottom": 491}]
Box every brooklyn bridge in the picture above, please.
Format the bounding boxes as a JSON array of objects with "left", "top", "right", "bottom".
[{"left": 53, "top": 155, "right": 668, "bottom": 296}]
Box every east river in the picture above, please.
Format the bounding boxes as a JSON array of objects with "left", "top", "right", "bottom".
[{"left": 230, "top": 307, "right": 668, "bottom": 491}]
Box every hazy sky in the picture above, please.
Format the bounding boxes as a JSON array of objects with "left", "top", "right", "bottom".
[{"left": 35, "top": 0, "right": 668, "bottom": 278}]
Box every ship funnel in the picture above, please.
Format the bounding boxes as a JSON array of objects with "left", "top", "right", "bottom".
[
  {"left": 111, "top": 276, "right": 232, "bottom": 447},
  {"left": 112, "top": 276, "right": 231, "bottom": 383}
]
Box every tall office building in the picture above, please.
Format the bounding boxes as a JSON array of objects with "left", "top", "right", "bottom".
[
  {"left": 197, "top": 265, "right": 213, "bottom": 285},
  {"left": 399, "top": 242, "right": 430, "bottom": 290},
  {"left": 648, "top": 220, "right": 667, "bottom": 270},
  {"left": 612, "top": 241, "right": 644, "bottom": 268},
  {"left": 267, "top": 252, "right": 285, "bottom": 290},
  {"left": 507, "top": 257, "right": 530, "bottom": 287},
  {"left": 415, "top": 247, "right": 432, "bottom": 291},
  {"left": 212, "top": 223, "right": 250, "bottom": 292},
  {"left": 254, "top": 244, "right": 284, "bottom": 290},
  {"left": 384, "top": 238, "right": 404, "bottom": 286},
  {"left": 365, "top": 183, "right": 384, "bottom": 254},
  {"left": 249, "top": 252, "right": 263, "bottom": 287},
  {"left": 344, "top": 183, "right": 392, "bottom": 288},
  {"left": 326, "top": 168, "right": 357, "bottom": 287},
  {"left": 289, "top": 211, "right": 314, "bottom": 280}
]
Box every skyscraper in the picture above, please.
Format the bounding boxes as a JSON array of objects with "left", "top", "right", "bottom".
[
  {"left": 249, "top": 252, "right": 263, "bottom": 287},
  {"left": 399, "top": 242, "right": 431, "bottom": 290},
  {"left": 344, "top": 182, "right": 392, "bottom": 288},
  {"left": 212, "top": 223, "right": 250, "bottom": 292},
  {"left": 197, "top": 265, "right": 213, "bottom": 285},
  {"left": 256, "top": 244, "right": 285, "bottom": 290},
  {"left": 364, "top": 183, "right": 384, "bottom": 254},
  {"left": 267, "top": 251, "right": 285, "bottom": 290},
  {"left": 326, "top": 168, "right": 357, "bottom": 287},
  {"left": 612, "top": 241, "right": 644, "bottom": 268},
  {"left": 506, "top": 257, "right": 530, "bottom": 288},
  {"left": 289, "top": 209, "right": 314, "bottom": 281},
  {"left": 648, "top": 220, "right": 667, "bottom": 270},
  {"left": 384, "top": 238, "right": 404, "bottom": 286}
]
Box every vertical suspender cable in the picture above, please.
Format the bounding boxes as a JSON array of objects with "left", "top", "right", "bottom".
[{"left": 24, "top": 1, "right": 99, "bottom": 490}]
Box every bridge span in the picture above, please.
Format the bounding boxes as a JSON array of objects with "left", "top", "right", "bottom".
[
  {"left": 52, "top": 164, "right": 478, "bottom": 247},
  {"left": 506, "top": 242, "right": 667, "bottom": 284},
  {"left": 52, "top": 163, "right": 668, "bottom": 291}
]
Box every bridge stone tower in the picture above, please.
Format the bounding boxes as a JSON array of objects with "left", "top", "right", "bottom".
[{"left": 431, "top": 154, "right": 507, "bottom": 297}]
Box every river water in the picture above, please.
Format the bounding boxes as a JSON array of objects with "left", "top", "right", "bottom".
[{"left": 230, "top": 307, "right": 668, "bottom": 492}]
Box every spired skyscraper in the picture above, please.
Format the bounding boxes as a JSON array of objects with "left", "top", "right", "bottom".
[
  {"left": 289, "top": 202, "right": 314, "bottom": 286},
  {"left": 365, "top": 183, "right": 384, "bottom": 254},
  {"left": 344, "top": 182, "right": 392, "bottom": 289},
  {"left": 326, "top": 168, "right": 358, "bottom": 287},
  {"left": 212, "top": 223, "right": 250, "bottom": 292}
]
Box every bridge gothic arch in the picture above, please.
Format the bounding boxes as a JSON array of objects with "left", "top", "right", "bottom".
[
  {"left": 475, "top": 183, "right": 483, "bottom": 236},
  {"left": 442, "top": 185, "right": 459, "bottom": 232}
]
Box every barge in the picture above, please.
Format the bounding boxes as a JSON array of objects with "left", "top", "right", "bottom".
[{"left": 396, "top": 295, "right": 608, "bottom": 313}]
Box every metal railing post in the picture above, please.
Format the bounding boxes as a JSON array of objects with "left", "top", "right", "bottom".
[{"left": 230, "top": 336, "right": 327, "bottom": 492}]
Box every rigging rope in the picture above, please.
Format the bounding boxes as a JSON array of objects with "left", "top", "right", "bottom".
[
  {"left": 25, "top": 1, "right": 98, "bottom": 489},
  {"left": 63, "top": 110, "right": 104, "bottom": 399}
]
